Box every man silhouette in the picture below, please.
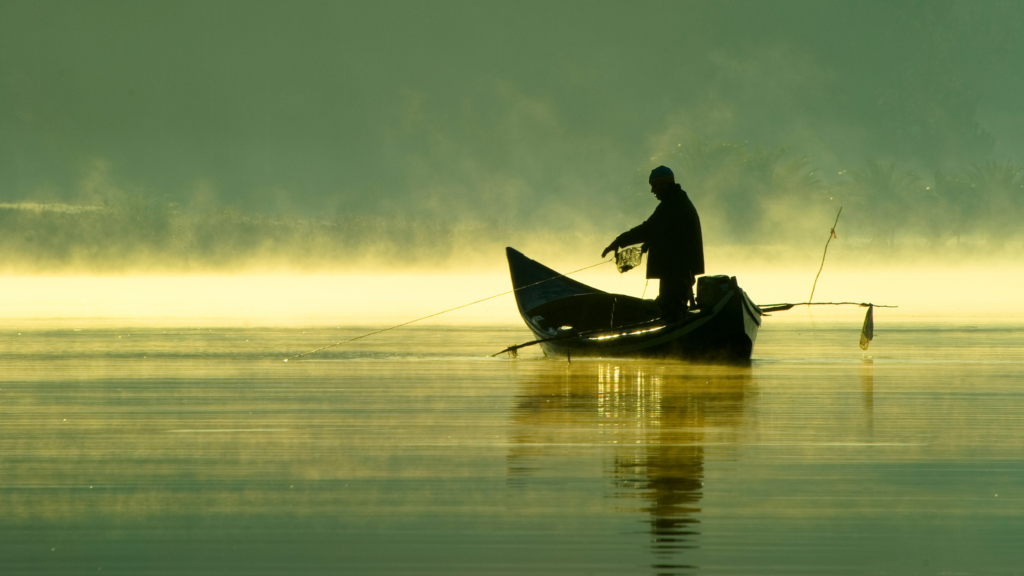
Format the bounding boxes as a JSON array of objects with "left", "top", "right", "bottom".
[{"left": 602, "top": 165, "right": 704, "bottom": 320}]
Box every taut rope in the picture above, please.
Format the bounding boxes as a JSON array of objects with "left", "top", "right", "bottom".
[{"left": 284, "top": 258, "right": 614, "bottom": 362}]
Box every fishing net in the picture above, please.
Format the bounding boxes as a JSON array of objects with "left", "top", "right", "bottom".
[{"left": 615, "top": 247, "right": 643, "bottom": 273}]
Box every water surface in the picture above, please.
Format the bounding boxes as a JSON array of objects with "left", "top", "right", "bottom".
[{"left": 1, "top": 318, "right": 1022, "bottom": 574}]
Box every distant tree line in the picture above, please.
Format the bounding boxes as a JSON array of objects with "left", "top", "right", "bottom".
[
  {"left": 663, "top": 139, "right": 1024, "bottom": 251},
  {"left": 0, "top": 201, "right": 501, "bottom": 272},
  {"left": 2, "top": 137, "right": 1022, "bottom": 272}
]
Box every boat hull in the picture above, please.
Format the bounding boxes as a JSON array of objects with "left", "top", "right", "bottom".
[{"left": 507, "top": 247, "right": 760, "bottom": 362}]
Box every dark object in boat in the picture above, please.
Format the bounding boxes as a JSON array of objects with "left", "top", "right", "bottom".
[{"left": 505, "top": 247, "right": 761, "bottom": 362}]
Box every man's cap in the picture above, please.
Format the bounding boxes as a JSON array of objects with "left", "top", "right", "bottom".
[{"left": 649, "top": 165, "right": 674, "bottom": 182}]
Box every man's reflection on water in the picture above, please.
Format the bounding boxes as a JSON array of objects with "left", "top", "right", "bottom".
[
  {"left": 862, "top": 358, "right": 875, "bottom": 438},
  {"left": 508, "top": 362, "right": 750, "bottom": 575}
]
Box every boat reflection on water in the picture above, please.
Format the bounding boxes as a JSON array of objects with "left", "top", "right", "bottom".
[{"left": 508, "top": 361, "right": 750, "bottom": 574}]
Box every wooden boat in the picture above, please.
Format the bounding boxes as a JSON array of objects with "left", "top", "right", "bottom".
[{"left": 505, "top": 247, "right": 762, "bottom": 362}]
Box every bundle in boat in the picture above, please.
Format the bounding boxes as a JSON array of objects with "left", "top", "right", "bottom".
[{"left": 615, "top": 247, "right": 643, "bottom": 274}]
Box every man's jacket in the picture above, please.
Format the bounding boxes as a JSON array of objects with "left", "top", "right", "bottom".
[{"left": 612, "top": 185, "right": 704, "bottom": 280}]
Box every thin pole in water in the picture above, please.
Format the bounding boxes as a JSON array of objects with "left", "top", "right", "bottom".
[{"left": 809, "top": 206, "right": 842, "bottom": 304}]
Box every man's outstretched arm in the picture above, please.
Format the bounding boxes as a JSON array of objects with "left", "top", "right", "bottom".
[{"left": 601, "top": 220, "right": 651, "bottom": 257}]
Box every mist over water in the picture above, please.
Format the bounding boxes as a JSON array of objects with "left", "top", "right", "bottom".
[{"left": 3, "top": 1, "right": 1024, "bottom": 273}]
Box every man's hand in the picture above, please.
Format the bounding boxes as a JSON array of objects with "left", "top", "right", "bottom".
[{"left": 601, "top": 243, "right": 618, "bottom": 258}]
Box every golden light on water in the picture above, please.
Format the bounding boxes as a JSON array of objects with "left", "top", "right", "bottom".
[
  {"left": 0, "top": 273, "right": 519, "bottom": 328},
  {"left": 2, "top": 264, "right": 1022, "bottom": 330}
]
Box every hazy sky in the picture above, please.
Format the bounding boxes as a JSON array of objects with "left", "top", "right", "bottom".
[{"left": 2, "top": 1, "right": 1023, "bottom": 259}]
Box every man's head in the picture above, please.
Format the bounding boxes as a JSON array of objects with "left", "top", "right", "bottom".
[{"left": 648, "top": 165, "right": 675, "bottom": 200}]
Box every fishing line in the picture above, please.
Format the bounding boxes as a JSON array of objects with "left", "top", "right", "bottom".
[{"left": 284, "top": 258, "right": 614, "bottom": 362}]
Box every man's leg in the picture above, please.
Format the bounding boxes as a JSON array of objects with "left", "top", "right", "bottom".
[{"left": 657, "top": 276, "right": 693, "bottom": 321}]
